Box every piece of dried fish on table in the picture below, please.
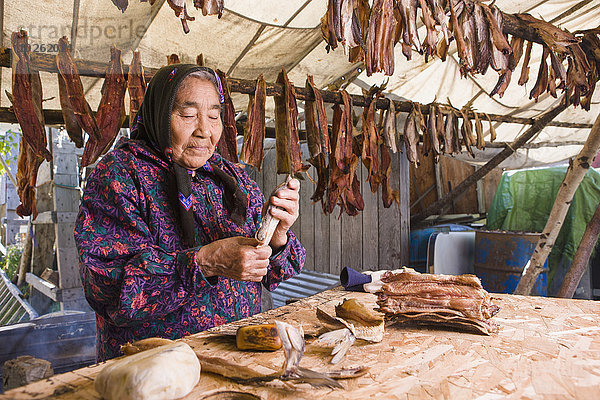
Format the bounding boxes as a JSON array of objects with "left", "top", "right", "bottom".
[
  {"left": 376, "top": 268, "right": 500, "bottom": 335},
  {"left": 317, "top": 298, "right": 385, "bottom": 364}
]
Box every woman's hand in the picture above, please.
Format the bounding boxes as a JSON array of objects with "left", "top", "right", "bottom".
[
  {"left": 268, "top": 178, "right": 300, "bottom": 251},
  {"left": 196, "top": 237, "right": 272, "bottom": 282}
]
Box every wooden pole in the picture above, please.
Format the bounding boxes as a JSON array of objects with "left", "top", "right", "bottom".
[
  {"left": 411, "top": 103, "right": 568, "bottom": 224},
  {"left": 514, "top": 110, "right": 600, "bottom": 295},
  {"left": 557, "top": 202, "right": 600, "bottom": 298}
]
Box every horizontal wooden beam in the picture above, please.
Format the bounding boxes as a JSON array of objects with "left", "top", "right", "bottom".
[{"left": 0, "top": 104, "right": 592, "bottom": 131}]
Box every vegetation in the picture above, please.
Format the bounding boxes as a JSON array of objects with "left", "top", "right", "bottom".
[
  {"left": 1, "top": 244, "right": 23, "bottom": 282},
  {"left": 0, "top": 128, "right": 19, "bottom": 174}
]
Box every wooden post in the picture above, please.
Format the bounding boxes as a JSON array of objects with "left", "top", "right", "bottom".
[
  {"left": 411, "top": 103, "right": 568, "bottom": 224},
  {"left": 514, "top": 111, "right": 600, "bottom": 295},
  {"left": 557, "top": 202, "right": 600, "bottom": 298}
]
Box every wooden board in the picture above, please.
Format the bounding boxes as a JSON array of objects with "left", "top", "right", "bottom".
[{"left": 4, "top": 290, "right": 600, "bottom": 400}]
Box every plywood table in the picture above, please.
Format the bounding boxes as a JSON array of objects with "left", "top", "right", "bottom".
[{"left": 3, "top": 288, "right": 600, "bottom": 399}]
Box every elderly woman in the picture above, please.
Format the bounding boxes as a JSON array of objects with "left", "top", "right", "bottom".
[{"left": 74, "top": 65, "right": 305, "bottom": 361}]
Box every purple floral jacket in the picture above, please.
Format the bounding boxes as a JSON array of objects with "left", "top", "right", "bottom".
[{"left": 74, "top": 139, "right": 305, "bottom": 361}]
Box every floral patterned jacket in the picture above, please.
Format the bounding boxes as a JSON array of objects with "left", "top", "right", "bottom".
[{"left": 74, "top": 139, "right": 305, "bottom": 361}]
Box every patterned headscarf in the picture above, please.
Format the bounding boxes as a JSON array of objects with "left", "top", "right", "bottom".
[{"left": 131, "top": 64, "right": 247, "bottom": 248}]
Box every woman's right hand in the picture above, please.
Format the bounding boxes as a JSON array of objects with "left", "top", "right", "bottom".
[{"left": 195, "top": 237, "right": 272, "bottom": 282}]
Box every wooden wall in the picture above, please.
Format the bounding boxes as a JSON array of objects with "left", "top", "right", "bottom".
[
  {"left": 410, "top": 146, "right": 503, "bottom": 215},
  {"left": 249, "top": 144, "right": 410, "bottom": 275}
]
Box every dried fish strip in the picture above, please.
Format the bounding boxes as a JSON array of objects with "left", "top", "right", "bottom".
[
  {"left": 382, "top": 97, "right": 397, "bottom": 153},
  {"left": 240, "top": 74, "right": 266, "bottom": 170},
  {"left": 58, "top": 73, "right": 83, "bottom": 148},
  {"left": 57, "top": 36, "right": 101, "bottom": 141},
  {"left": 361, "top": 95, "right": 380, "bottom": 192},
  {"left": 81, "top": 46, "right": 127, "bottom": 167},
  {"left": 127, "top": 51, "right": 146, "bottom": 130}
]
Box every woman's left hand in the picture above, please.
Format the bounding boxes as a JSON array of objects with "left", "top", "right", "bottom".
[{"left": 268, "top": 178, "right": 300, "bottom": 251}]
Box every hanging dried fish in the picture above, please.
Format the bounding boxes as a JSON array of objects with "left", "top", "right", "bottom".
[
  {"left": 274, "top": 68, "right": 308, "bottom": 176},
  {"left": 483, "top": 4, "right": 513, "bottom": 74},
  {"left": 379, "top": 144, "right": 399, "bottom": 208},
  {"left": 472, "top": 3, "right": 490, "bottom": 74},
  {"left": 451, "top": 110, "right": 461, "bottom": 154},
  {"left": 167, "top": 53, "right": 180, "bottom": 65},
  {"left": 424, "top": 104, "right": 437, "bottom": 158},
  {"left": 442, "top": 109, "right": 456, "bottom": 154},
  {"left": 459, "top": 109, "right": 475, "bottom": 158},
  {"left": 240, "top": 74, "right": 266, "bottom": 170},
  {"left": 167, "top": 0, "right": 195, "bottom": 34},
  {"left": 111, "top": 0, "right": 128, "bottom": 12},
  {"left": 348, "top": 0, "right": 371, "bottom": 62},
  {"left": 305, "top": 76, "right": 329, "bottom": 206},
  {"left": 459, "top": 1, "right": 478, "bottom": 74},
  {"left": 336, "top": 89, "right": 354, "bottom": 174},
  {"left": 518, "top": 41, "right": 533, "bottom": 86},
  {"left": 127, "top": 51, "right": 146, "bottom": 130},
  {"left": 474, "top": 112, "right": 485, "bottom": 150},
  {"left": 365, "top": 0, "right": 397, "bottom": 76},
  {"left": 362, "top": 95, "right": 380, "bottom": 192},
  {"left": 403, "top": 104, "right": 420, "bottom": 166},
  {"left": 306, "top": 75, "right": 330, "bottom": 153},
  {"left": 382, "top": 98, "right": 397, "bottom": 153},
  {"left": 397, "top": 0, "right": 421, "bottom": 60},
  {"left": 449, "top": 0, "right": 471, "bottom": 75},
  {"left": 530, "top": 46, "right": 549, "bottom": 102},
  {"left": 11, "top": 31, "right": 50, "bottom": 219},
  {"left": 326, "top": 104, "right": 344, "bottom": 215},
  {"left": 81, "top": 46, "right": 127, "bottom": 167},
  {"left": 484, "top": 113, "right": 497, "bottom": 142},
  {"left": 321, "top": 0, "right": 339, "bottom": 52},
  {"left": 490, "top": 69, "right": 512, "bottom": 98},
  {"left": 418, "top": 0, "right": 438, "bottom": 61},
  {"left": 216, "top": 70, "right": 239, "bottom": 164},
  {"left": 57, "top": 36, "right": 101, "bottom": 142},
  {"left": 58, "top": 72, "right": 83, "bottom": 148},
  {"left": 510, "top": 36, "right": 525, "bottom": 66},
  {"left": 427, "top": 0, "right": 450, "bottom": 43},
  {"left": 194, "top": 0, "right": 224, "bottom": 18},
  {"left": 430, "top": 104, "right": 442, "bottom": 159}
]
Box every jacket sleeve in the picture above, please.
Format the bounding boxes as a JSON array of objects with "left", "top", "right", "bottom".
[
  {"left": 237, "top": 167, "right": 306, "bottom": 292},
  {"left": 74, "top": 157, "right": 212, "bottom": 327}
]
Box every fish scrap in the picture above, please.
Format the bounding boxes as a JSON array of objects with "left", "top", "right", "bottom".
[{"left": 317, "top": 298, "right": 385, "bottom": 364}]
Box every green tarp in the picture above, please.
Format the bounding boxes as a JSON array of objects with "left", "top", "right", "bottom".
[{"left": 486, "top": 167, "right": 600, "bottom": 295}]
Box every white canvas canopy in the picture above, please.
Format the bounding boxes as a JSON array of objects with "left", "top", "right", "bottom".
[{"left": 2, "top": 0, "right": 598, "bottom": 169}]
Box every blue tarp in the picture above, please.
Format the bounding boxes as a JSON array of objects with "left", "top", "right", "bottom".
[{"left": 486, "top": 167, "right": 600, "bottom": 295}]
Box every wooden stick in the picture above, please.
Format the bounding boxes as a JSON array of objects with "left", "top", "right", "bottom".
[
  {"left": 557, "top": 202, "right": 600, "bottom": 298},
  {"left": 411, "top": 103, "right": 568, "bottom": 225},
  {"left": 514, "top": 110, "right": 600, "bottom": 295}
]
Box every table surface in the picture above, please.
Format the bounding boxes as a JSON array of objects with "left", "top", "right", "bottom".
[{"left": 3, "top": 288, "right": 600, "bottom": 399}]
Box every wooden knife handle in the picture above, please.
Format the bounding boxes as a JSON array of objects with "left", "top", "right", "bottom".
[{"left": 236, "top": 323, "right": 282, "bottom": 351}]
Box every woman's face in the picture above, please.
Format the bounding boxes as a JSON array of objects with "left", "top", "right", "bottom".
[{"left": 170, "top": 77, "right": 223, "bottom": 170}]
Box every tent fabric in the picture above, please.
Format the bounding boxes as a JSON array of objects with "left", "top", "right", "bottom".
[
  {"left": 2, "top": 0, "right": 599, "bottom": 169},
  {"left": 486, "top": 167, "right": 600, "bottom": 295}
]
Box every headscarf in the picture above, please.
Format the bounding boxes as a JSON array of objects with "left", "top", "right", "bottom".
[{"left": 131, "top": 64, "right": 247, "bottom": 248}]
